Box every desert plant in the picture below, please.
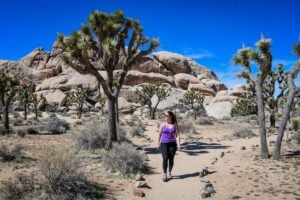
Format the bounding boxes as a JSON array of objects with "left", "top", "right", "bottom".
[
  {"left": 97, "top": 95, "right": 107, "bottom": 116},
  {"left": 38, "top": 147, "right": 86, "bottom": 196},
  {"left": 44, "top": 117, "right": 70, "bottom": 134},
  {"left": 17, "top": 82, "right": 35, "bottom": 120},
  {"left": 102, "top": 142, "right": 147, "bottom": 176},
  {"left": 178, "top": 121, "right": 196, "bottom": 135},
  {"left": 232, "top": 129, "right": 256, "bottom": 138},
  {"left": 31, "top": 93, "right": 46, "bottom": 120},
  {"left": 74, "top": 121, "right": 127, "bottom": 150},
  {"left": 0, "top": 72, "right": 19, "bottom": 132},
  {"left": 66, "top": 89, "right": 87, "bottom": 119},
  {"left": 0, "top": 144, "right": 23, "bottom": 162},
  {"left": 135, "top": 84, "right": 169, "bottom": 119},
  {"left": 231, "top": 92, "right": 258, "bottom": 116},
  {"left": 129, "top": 125, "right": 145, "bottom": 137},
  {"left": 291, "top": 118, "right": 300, "bottom": 131},
  {"left": 195, "top": 116, "right": 215, "bottom": 125},
  {"left": 0, "top": 180, "right": 22, "bottom": 200},
  {"left": 57, "top": 10, "right": 159, "bottom": 149},
  {"left": 179, "top": 91, "right": 205, "bottom": 119}
]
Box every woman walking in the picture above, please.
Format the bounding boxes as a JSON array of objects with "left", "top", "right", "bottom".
[{"left": 158, "top": 111, "right": 181, "bottom": 182}]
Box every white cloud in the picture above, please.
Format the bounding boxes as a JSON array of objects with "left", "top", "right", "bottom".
[{"left": 182, "top": 48, "right": 214, "bottom": 59}]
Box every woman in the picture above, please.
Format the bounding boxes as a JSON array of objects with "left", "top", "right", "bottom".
[{"left": 158, "top": 111, "right": 181, "bottom": 182}]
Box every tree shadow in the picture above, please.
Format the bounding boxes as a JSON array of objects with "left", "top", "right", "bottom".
[
  {"left": 283, "top": 150, "right": 300, "bottom": 158},
  {"left": 144, "top": 147, "right": 161, "bottom": 155},
  {"left": 180, "top": 142, "right": 231, "bottom": 156},
  {"left": 172, "top": 172, "right": 200, "bottom": 179}
]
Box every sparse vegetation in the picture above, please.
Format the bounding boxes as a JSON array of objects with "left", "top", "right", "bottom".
[
  {"left": 0, "top": 144, "right": 23, "bottom": 162},
  {"left": 74, "top": 121, "right": 127, "bottom": 150},
  {"left": 291, "top": 118, "right": 299, "bottom": 131},
  {"left": 102, "top": 143, "right": 147, "bottom": 176},
  {"left": 179, "top": 91, "right": 205, "bottom": 119},
  {"left": 66, "top": 88, "right": 87, "bottom": 119},
  {"left": 0, "top": 180, "right": 22, "bottom": 200},
  {"left": 232, "top": 129, "right": 256, "bottom": 138},
  {"left": 44, "top": 116, "right": 70, "bottom": 134},
  {"left": 195, "top": 116, "right": 215, "bottom": 125},
  {"left": 130, "top": 125, "right": 145, "bottom": 137},
  {"left": 178, "top": 121, "right": 197, "bottom": 135},
  {"left": 231, "top": 92, "right": 258, "bottom": 117}
]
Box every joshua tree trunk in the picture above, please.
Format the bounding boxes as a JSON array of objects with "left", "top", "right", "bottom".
[
  {"left": 273, "top": 73, "right": 296, "bottom": 160},
  {"left": 105, "top": 96, "right": 118, "bottom": 150},
  {"left": 255, "top": 77, "right": 269, "bottom": 159},
  {"left": 4, "top": 95, "right": 14, "bottom": 132},
  {"left": 270, "top": 108, "right": 276, "bottom": 128},
  {"left": 24, "top": 103, "right": 27, "bottom": 120},
  {"left": 116, "top": 97, "right": 119, "bottom": 124},
  {"left": 35, "top": 105, "right": 38, "bottom": 120}
]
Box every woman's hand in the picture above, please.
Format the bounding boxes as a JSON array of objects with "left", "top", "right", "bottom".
[{"left": 177, "top": 143, "right": 181, "bottom": 151}]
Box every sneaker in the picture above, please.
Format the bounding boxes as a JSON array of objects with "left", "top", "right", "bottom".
[
  {"left": 162, "top": 174, "right": 167, "bottom": 182},
  {"left": 167, "top": 172, "right": 172, "bottom": 179}
]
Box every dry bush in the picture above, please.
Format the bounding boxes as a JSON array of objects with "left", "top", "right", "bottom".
[
  {"left": 0, "top": 144, "right": 23, "bottom": 162},
  {"left": 292, "top": 118, "right": 300, "bottom": 131},
  {"left": 178, "top": 121, "right": 197, "bottom": 135},
  {"left": 0, "top": 180, "right": 22, "bottom": 200},
  {"left": 74, "top": 121, "right": 127, "bottom": 150},
  {"left": 38, "top": 147, "right": 86, "bottom": 197},
  {"left": 44, "top": 117, "right": 70, "bottom": 134},
  {"left": 102, "top": 143, "right": 147, "bottom": 176},
  {"left": 195, "top": 116, "right": 215, "bottom": 125},
  {"left": 232, "top": 129, "right": 256, "bottom": 138},
  {"left": 130, "top": 125, "right": 145, "bottom": 137}
]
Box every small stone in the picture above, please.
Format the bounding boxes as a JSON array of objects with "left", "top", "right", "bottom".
[
  {"left": 133, "top": 188, "right": 145, "bottom": 197},
  {"left": 241, "top": 146, "right": 246, "bottom": 150},
  {"left": 220, "top": 152, "right": 225, "bottom": 158}
]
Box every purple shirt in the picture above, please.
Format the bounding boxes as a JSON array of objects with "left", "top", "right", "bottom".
[{"left": 160, "top": 122, "right": 176, "bottom": 143}]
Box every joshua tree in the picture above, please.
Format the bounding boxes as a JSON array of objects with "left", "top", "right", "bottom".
[
  {"left": 135, "top": 84, "right": 169, "bottom": 119},
  {"left": 179, "top": 91, "right": 205, "bottom": 119},
  {"left": 57, "top": 10, "right": 158, "bottom": 149},
  {"left": 97, "top": 96, "right": 107, "bottom": 116},
  {"left": 232, "top": 36, "right": 272, "bottom": 159},
  {"left": 273, "top": 42, "right": 300, "bottom": 160},
  {"left": 0, "top": 72, "right": 19, "bottom": 132},
  {"left": 66, "top": 89, "right": 87, "bottom": 119},
  {"left": 17, "top": 82, "right": 35, "bottom": 120},
  {"left": 231, "top": 92, "right": 258, "bottom": 117},
  {"left": 31, "top": 93, "right": 46, "bottom": 120}
]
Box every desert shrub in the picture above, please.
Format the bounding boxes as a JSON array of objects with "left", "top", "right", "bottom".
[
  {"left": 0, "top": 180, "right": 22, "bottom": 200},
  {"left": 195, "top": 116, "right": 215, "bottom": 125},
  {"left": 26, "top": 126, "right": 40, "bottom": 134},
  {"left": 74, "top": 121, "right": 127, "bottom": 150},
  {"left": 16, "top": 172, "right": 36, "bottom": 193},
  {"left": 16, "top": 129, "right": 26, "bottom": 137},
  {"left": 178, "top": 121, "right": 196, "bottom": 135},
  {"left": 13, "top": 119, "right": 23, "bottom": 126},
  {"left": 130, "top": 125, "right": 145, "bottom": 137},
  {"left": 0, "top": 144, "right": 23, "bottom": 162},
  {"left": 44, "top": 117, "right": 70, "bottom": 134},
  {"left": 38, "top": 147, "right": 86, "bottom": 196},
  {"left": 12, "top": 112, "right": 21, "bottom": 119},
  {"left": 102, "top": 143, "right": 147, "bottom": 176},
  {"left": 292, "top": 118, "right": 300, "bottom": 131},
  {"left": 232, "top": 129, "right": 256, "bottom": 138},
  {"left": 291, "top": 131, "right": 300, "bottom": 144}
]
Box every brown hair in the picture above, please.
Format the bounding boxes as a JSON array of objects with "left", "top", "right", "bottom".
[{"left": 166, "top": 110, "right": 177, "bottom": 125}]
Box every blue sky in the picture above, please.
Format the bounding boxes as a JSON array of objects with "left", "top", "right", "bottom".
[{"left": 0, "top": 0, "right": 299, "bottom": 88}]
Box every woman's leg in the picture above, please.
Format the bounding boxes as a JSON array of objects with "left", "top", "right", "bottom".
[
  {"left": 160, "top": 143, "right": 168, "bottom": 174},
  {"left": 167, "top": 142, "right": 177, "bottom": 173}
]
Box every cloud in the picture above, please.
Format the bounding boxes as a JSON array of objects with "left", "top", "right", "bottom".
[{"left": 182, "top": 48, "right": 214, "bottom": 59}]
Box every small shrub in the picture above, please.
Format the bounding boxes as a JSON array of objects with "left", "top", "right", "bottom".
[
  {"left": 195, "top": 117, "right": 215, "bottom": 125},
  {"left": 291, "top": 118, "right": 300, "bottom": 131},
  {"left": 16, "top": 172, "right": 36, "bottom": 193},
  {"left": 130, "top": 126, "right": 145, "bottom": 137},
  {"left": 38, "top": 147, "right": 86, "bottom": 196},
  {"left": 12, "top": 112, "right": 21, "bottom": 119},
  {"left": 16, "top": 129, "right": 26, "bottom": 137},
  {"left": 178, "top": 121, "right": 196, "bottom": 135},
  {"left": 291, "top": 131, "right": 300, "bottom": 144},
  {"left": 74, "top": 121, "right": 127, "bottom": 150},
  {"left": 0, "top": 180, "right": 22, "bottom": 200},
  {"left": 27, "top": 126, "right": 40, "bottom": 134},
  {"left": 232, "top": 129, "right": 256, "bottom": 138},
  {"left": 102, "top": 143, "right": 147, "bottom": 176},
  {"left": 44, "top": 117, "right": 70, "bottom": 134},
  {"left": 0, "top": 144, "right": 23, "bottom": 162}
]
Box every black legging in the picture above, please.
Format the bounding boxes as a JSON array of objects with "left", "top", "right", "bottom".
[{"left": 160, "top": 142, "right": 177, "bottom": 174}]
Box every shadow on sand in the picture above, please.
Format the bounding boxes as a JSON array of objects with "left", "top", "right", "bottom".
[{"left": 179, "top": 141, "right": 231, "bottom": 156}]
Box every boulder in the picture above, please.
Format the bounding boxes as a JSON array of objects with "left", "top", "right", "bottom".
[
  {"left": 188, "top": 83, "right": 215, "bottom": 96},
  {"left": 174, "top": 73, "right": 200, "bottom": 89},
  {"left": 36, "top": 75, "right": 69, "bottom": 91},
  {"left": 188, "top": 59, "right": 219, "bottom": 80},
  {"left": 131, "top": 57, "right": 171, "bottom": 75},
  {"left": 210, "top": 95, "right": 238, "bottom": 103},
  {"left": 19, "top": 48, "right": 51, "bottom": 70},
  {"left": 37, "top": 89, "right": 67, "bottom": 107},
  {"left": 205, "top": 101, "right": 234, "bottom": 119},
  {"left": 0, "top": 60, "right": 36, "bottom": 79},
  {"left": 228, "top": 88, "right": 247, "bottom": 97},
  {"left": 200, "top": 79, "right": 227, "bottom": 92},
  {"left": 124, "top": 70, "right": 173, "bottom": 86},
  {"left": 153, "top": 51, "right": 191, "bottom": 74}
]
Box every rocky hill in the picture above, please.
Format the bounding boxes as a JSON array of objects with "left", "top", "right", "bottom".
[{"left": 0, "top": 42, "right": 246, "bottom": 118}]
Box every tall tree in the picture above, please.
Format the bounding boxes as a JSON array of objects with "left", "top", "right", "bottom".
[
  {"left": 57, "top": 10, "right": 158, "bottom": 149},
  {"left": 179, "top": 91, "right": 205, "bottom": 119},
  {"left": 66, "top": 89, "right": 87, "bottom": 119},
  {"left": 232, "top": 36, "right": 272, "bottom": 159},
  {"left": 0, "top": 72, "right": 19, "bottom": 132},
  {"left": 273, "top": 42, "right": 300, "bottom": 160}
]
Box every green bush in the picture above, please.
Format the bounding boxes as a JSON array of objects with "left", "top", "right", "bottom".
[
  {"left": 102, "top": 143, "right": 147, "bottom": 176},
  {"left": 291, "top": 118, "right": 299, "bottom": 131}
]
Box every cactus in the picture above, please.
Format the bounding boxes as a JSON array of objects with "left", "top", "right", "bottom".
[{"left": 135, "top": 84, "right": 169, "bottom": 119}]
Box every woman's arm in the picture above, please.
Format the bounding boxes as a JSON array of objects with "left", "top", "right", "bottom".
[{"left": 158, "top": 124, "right": 163, "bottom": 148}]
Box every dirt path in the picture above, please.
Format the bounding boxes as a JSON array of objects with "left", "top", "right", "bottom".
[{"left": 141, "top": 120, "right": 227, "bottom": 200}]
